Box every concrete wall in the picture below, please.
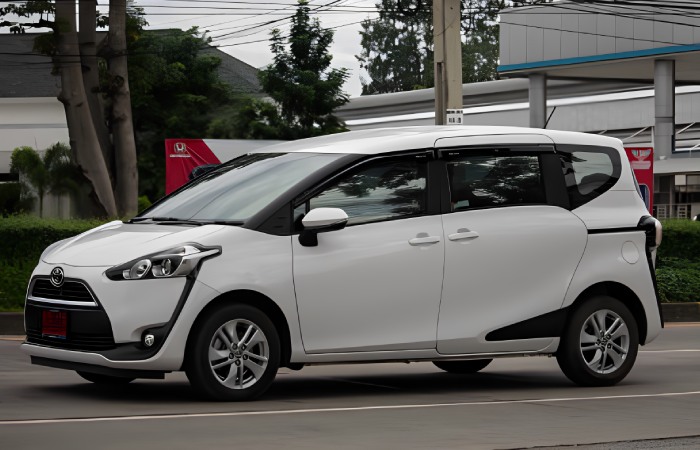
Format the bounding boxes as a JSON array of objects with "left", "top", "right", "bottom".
[
  {"left": 0, "top": 97, "right": 71, "bottom": 218},
  {"left": 0, "top": 97, "right": 69, "bottom": 174}
]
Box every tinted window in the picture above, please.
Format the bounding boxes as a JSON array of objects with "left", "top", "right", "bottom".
[
  {"left": 446, "top": 154, "right": 545, "bottom": 211},
  {"left": 308, "top": 157, "right": 427, "bottom": 226},
  {"left": 557, "top": 145, "right": 621, "bottom": 209}
]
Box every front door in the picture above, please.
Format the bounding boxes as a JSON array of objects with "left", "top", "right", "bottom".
[{"left": 293, "top": 154, "right": 445, "bottom": 354}]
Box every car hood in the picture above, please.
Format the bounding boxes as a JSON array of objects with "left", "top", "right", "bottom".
[{"left": 42, "top": 220, "right": 229, "bottom": 267}]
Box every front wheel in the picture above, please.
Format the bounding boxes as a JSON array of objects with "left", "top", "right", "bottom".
[
  {"left": 556, "top": 296, "right": 639, "bottom": 387},
  {"left": 185, "top": 304, "right": 280, "bottom": 401},
  {"left": 433, "top": 359, "right": 492, "bottom": 374}
]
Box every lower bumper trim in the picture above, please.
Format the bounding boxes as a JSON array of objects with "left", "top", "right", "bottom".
[{"left": 31, "top": 356, "right": 168, "bottom": 379}]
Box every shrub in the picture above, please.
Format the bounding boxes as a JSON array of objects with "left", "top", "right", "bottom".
[
  {"left": 0, "top": 216, "right": 106, "bottom": 311},
  {"left": 137, "top": 195, "right": 152, "bottom": 212},
  {"left": 655, "top": 257, "right": 700, "bottom": 303},
  {"left": 657, "top": 219, "right": 700, "bottom": 263},
  {"left": 0, "top": 182, "right": 32, "bottom": 215}
]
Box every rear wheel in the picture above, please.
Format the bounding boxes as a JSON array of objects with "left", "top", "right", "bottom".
[
  {"left": 185, "top": 304, "right": 280, "bottom": 401},
  {"left": 557, "top": 296, "right": 639, "bottom": 387},
  {"left": 76, "top": 371, "right": 134, "bottom": 385},
  {"left": 433, "top": 359, "right": 492, "bottom": 374}
]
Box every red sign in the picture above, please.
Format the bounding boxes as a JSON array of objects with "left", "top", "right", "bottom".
[
  {"left": 165, "top": 139, "right": 222, "bottom": 195},
  {"left": 625, "top": 147, "right": 653, "bottom": 213}
]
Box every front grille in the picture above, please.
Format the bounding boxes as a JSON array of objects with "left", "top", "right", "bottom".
[{"left": 31, "top": 279, "right": 96, "bottom": 305}]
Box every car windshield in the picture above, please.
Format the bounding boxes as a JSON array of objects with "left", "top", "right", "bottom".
[{"left": 140, "top": 152, "right": 344, "bottom": 223}]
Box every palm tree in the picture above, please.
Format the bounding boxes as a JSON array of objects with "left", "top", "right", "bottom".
[{"left": 10, "top": 143, "right": 82, "bottom": 217}]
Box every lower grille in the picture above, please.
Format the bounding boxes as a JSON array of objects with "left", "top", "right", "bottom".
[
  {"left": 24, "top": 303, "right": 116, "bottom": 351},
  {"left": 26, "top": 331, "right": 116, "bottom": 351}
]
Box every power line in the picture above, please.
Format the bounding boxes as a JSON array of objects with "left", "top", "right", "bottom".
[{"left": 211, "top": 18, "right": 368, "bottom": 48}]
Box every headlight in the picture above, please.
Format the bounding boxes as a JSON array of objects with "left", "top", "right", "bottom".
[{"left": 106, "top": 244, "right": 221, "bottom": 281}]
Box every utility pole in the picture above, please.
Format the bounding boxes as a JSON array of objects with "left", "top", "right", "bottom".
[{"left": 433, "top": 0, "right": 463, "bottom": 125}]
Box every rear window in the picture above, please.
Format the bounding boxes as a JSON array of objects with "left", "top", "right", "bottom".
[{"left": 557, "top": 145, "right": 621, "bottom": 209}]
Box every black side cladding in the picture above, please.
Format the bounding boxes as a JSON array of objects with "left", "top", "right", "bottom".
[
  {"left": 485, "top": 307, "right": 570, "bottom": 341},
  {"left": 638, "top": 215, "right": 665, "bottom": 327}
]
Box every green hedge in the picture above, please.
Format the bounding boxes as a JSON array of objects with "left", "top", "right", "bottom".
[
  {"left": 0, "top": 216, "right": 106, "bottom": 311},
  {"left": 655, "top": 257, "right": 700, "bottom": 303},
  {"left": 657, "top": 219, "right": 700, "bottom": 262},
  {"left": 655, "top": 220, "right": 700, "bottom": 303}
]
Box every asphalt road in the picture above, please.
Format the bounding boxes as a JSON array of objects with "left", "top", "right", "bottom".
[{"left": 1, "top": 324, "right": 699, "bottom": 450}]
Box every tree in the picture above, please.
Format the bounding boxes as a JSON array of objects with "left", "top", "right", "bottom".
[
  {"left": 242, "top": 0, "right": 350, "bottom": 140},
  {"left": 1, "top": 0, "right": 141, "bottom": 217},
  {"left": 10, "top": 143, "right": 82, "bottom": 217},
  {"left": 461, "top": 0, "right": 507, "bottom": 84},
  {"left": 357, "top": 0, "right": 433, "bottom": 94},
  {"left": 358, "top": 0, "right": 550, "bottom": 94},
  {"left": 127, "top": 28, "right": 238, "bottom": 201}
]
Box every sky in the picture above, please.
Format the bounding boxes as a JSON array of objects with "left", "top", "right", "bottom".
[
  {"left": 142, "top": 0, "right": 377, "bottom": 96},
  {"left": 131, "top": 0, "right": 381, "bottom": 97},
  {"left": 0, "top": 0, "right": 380, "bottom": 96}
]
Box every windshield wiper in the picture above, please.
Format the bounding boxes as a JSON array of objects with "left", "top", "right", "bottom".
[
  {"left": 129, "top": 217, "right": 204, "bottom": 226},
  {"left": 129, "top": 217, "right": 244, "bottom": 226},
  {"left": 199, "top": 220, "right": 245, "bottom": 226}
]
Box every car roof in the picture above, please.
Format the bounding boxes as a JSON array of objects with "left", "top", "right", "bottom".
[{"left": 254, "top": 126, "right": 624, "bottom": 155}]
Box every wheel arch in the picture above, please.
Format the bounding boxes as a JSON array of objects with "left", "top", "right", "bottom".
[
  {"left": 569, "top": 282, "right": 648, "bottom": 344},
  {"left": 183, "top": 290, "right": 293, "bottom": 369}
]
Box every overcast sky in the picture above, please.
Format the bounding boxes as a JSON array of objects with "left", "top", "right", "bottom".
[
  {"left": 0, "top": 0, "right": 379, "bottom": 96},
  {"left": 134, "top": 0, "right": 380, "bottom": 97}
]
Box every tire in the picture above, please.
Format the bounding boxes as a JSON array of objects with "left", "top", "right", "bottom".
[
  {"left": 433, "top": 359, "right": 492, "bottom": 374},
  {"left": 76, "top": 371, "right": 135, "bottom": 385},
  {"left": 185, "top": 304, "right": 280, "bottom": 401},
  {"left": 556, "top": 296, "right": 639, "bottom": 387}
]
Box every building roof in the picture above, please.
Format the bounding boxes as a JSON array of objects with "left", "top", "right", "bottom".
[
  {"left": 0, "top": 31, "right": 261, "bottom": 98},
  {"left": 200, "top": 45, "right": 262, "bottom": 95},
  {"left": 0, "top": 33, "right": 59, "bottom": 98}
]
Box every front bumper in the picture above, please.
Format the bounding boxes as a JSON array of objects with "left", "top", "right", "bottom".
[{"left": 22, "top": 261, "right": 221, "bottom": 372}]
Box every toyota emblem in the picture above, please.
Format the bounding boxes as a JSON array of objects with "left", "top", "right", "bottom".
[{"left": 50, "top": 267, "right": 65, "bottom": 287}]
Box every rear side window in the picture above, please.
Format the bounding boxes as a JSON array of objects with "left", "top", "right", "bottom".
[
  {"left": 557, "top": 145, "right": 621, "bottom": 209},
  {"left": 446, "top": 153, "right": 545, "bottom": 211}
]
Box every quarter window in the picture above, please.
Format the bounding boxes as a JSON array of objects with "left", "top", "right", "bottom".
[
  {"left": 307, "top": 157, "right": 427, "bottom": 226},
  {"left": 557, "top": 145, "right": 621, "bottom": 209},
  {"left": 446, "top": 154, "right": 545, "bottom": 211}
]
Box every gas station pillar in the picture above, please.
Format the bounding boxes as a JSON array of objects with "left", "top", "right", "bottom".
[{"left": 654, "top": 60, "right": 675, "bottom": 159}]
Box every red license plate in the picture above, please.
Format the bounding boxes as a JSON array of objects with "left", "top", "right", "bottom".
[{"left": 42, "top": 310, "right": 67, "bottom": 338}]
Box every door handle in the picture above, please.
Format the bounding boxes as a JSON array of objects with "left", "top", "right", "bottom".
[
  {"left": 408, "top": 236, "right": 441, "bottom": 246},
  {"left": 448, "top": 229, "right": 480, "bottom": 241}
]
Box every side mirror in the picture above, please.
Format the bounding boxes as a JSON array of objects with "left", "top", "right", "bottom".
[{"left": 299, "top": 208, "right": 348, "bottom": 247}]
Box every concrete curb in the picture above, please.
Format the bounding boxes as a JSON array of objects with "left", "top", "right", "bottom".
[
  {"left": 661, "top": 302, "right": 700, "bottom": 323},
  {"left": 0, "top": 313, "right": 25, "bottom": 335},
  {"left": 1, "top": 304, "right": 699, "bottom": 335}
]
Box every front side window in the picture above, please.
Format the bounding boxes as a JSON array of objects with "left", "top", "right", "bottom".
[
  {"left": 307, "top": 157, "right": 428, "bottom": 226},
  {"left": 446, "top": 153, "right": 545, "bottom": 211}
]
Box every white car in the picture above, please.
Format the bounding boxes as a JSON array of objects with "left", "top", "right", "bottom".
[{"left": 22, "top": 126, "right": 663, "bottom": 401}]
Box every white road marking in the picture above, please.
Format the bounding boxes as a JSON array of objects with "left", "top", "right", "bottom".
[
  {"left": 641, "top": 349, "right": 700, "bottom": 353},
  {"left": 2, "top": 391, "right": 700, "bottom": 426}
]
